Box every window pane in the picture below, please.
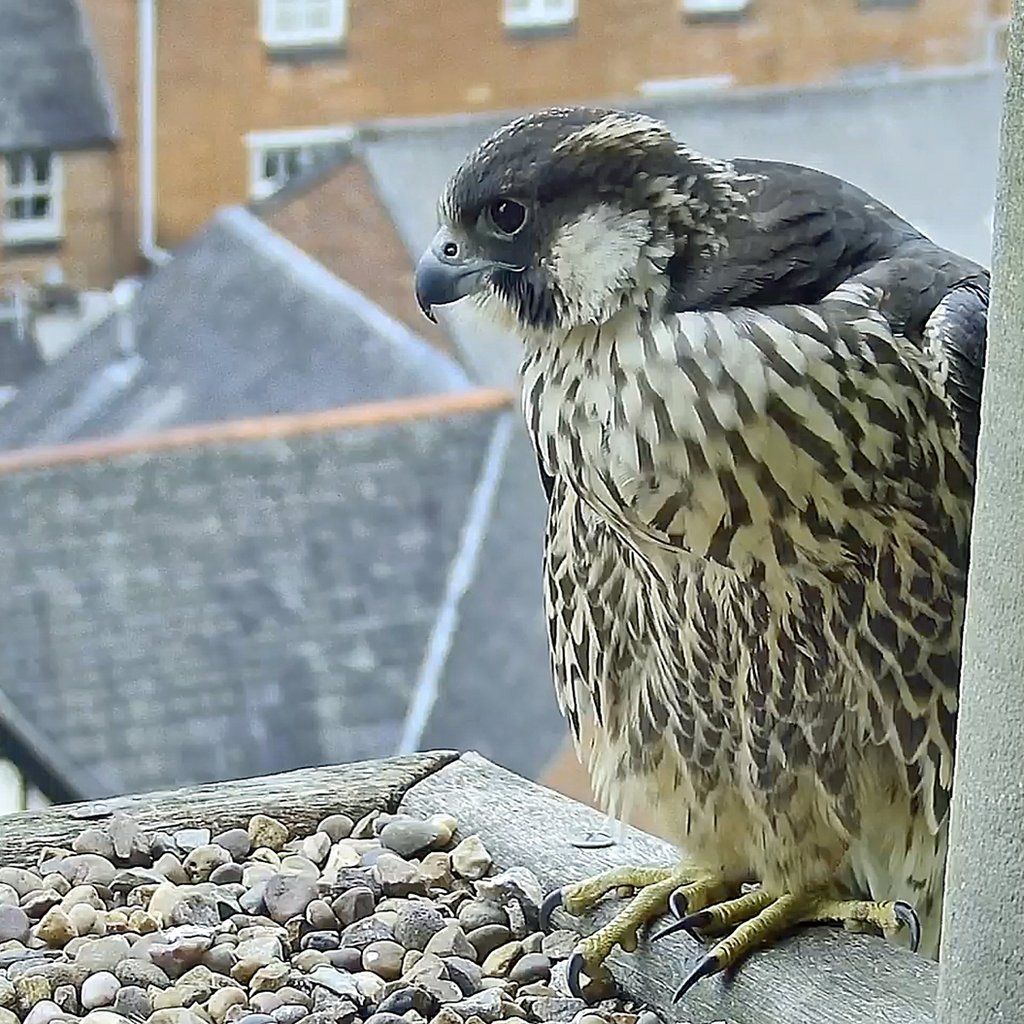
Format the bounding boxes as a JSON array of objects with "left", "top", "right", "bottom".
[
  {"left": 307, "top": 0, "right": 332, "bottom": 30},
  {"left": 6, "top": 199, "right": 25, "bottom": 221},
  {"left": 264, "top": 151, "right": 281, "bottom": 179},
  {"left": 31, "top": 196, "right": 50, "bottom": 219},
  {"left": 6, "top": 157, "right": 24, "bottom": 188},
  {"left": 31, "top": 152, "right": 50, "bottom": 184},
  {"left": 284, "top": 148, "right": 302, "bottom": 177}
]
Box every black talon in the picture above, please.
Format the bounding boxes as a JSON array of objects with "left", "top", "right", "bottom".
[
  {"left": 893, "top": 900, "right": 922, "bottom": 954},
  {"left": 650, "top": 916, "right": 698, "bottom": 942},
  {"left": 540, "top": 888, "right": 565, "bottom": 932},
  {"left": 672, "top": 953, "right": 721, "bottom": 1003},
  {"left": 566, "top": 951, "right": 586, "bottom": 999},
  {"left": 668, "top": 889, "right": 689, "bottom": 919}
]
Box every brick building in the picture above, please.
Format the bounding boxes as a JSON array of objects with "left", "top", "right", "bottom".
[{"left": 78, "top": 0, "right": 1001, "bottom": 264}]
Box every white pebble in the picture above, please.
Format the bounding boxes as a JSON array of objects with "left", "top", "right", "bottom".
[
  {"left": 451, "top": 835, "right": 492, "bottom": 880},
  {"left": 81, "top": 972, "right": 121, "bottom": 1010}
]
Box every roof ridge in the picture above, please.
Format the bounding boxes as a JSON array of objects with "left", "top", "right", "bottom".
[{"left": 0, "top": 388, "right": 515, "bottom": 476}]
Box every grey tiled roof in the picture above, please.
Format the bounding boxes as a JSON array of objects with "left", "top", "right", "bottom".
[
  {"left": 0, "top": 0, "right": 117, "bottom": 152},
  {"left": 361, "top": 70, "right": 1002, "bottom": 385},
  {"left": 0, "top": 207, "right": 470, "bottom": 450},
  {"left": 0, "top": 403, "right": 557, "bottom": 796}
]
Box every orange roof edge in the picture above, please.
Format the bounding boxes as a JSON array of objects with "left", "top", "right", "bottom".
[{"left": 0, "top": 387, "right": 517, "bottom": 476}]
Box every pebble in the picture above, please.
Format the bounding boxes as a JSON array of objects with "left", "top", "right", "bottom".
[
  {"left": 34, "top": 908, "right": 74, "bottom": 949},
  {"left": 541, "top": 929, "right": 578, "bottom": 960},
  {"left": 213, "top": 830, "right": 252, "bottom": 861},
  {"left": 450, "top": 836, "right": 492, "bottom": 881},
  {"left": 317, "top": 816, "right": 354, "bottom": 843},
  {"left": 372, "top": 855, "right": 423, "bottom": 898},
  {"left": 173, "top": 830, "right": 212, "bottom": 854},
  {"left": 183, "top": 845, "right": 232, "bottom": 883},
  {"left": 378, "top": 820, "right": 440, "bottom": 859},
  {"left": 393, "top": 904, "right": 445, "bottom": 951},
  {"left": 21, "top": 1002, "right": 61, "bottom": 1024},
  {"left": 114, "top": 958, "right": 171, "bottom": 988},
  {"left": 75, "top": 936, "right": 131, "bottom": 972},
  {"left": 481, "top": 941, "right": 523, "bottom": 978},
  {"left": 247, "top": 817, "right": 288, "bottom": 853},
  {"left": 508, "top": 953, "right": 550, "bottom": 985},
  {"left": 112, "top": 986, "right": 151, "bottom": 1020},
  {"left": 360, "top": 941, "right": 403, "bottom": 981},
  {"left": 80, "top": 972, "right": 120, "bottom": 1010},
  {"left": 468, "top": 925, "right": 513, "bottom": 961},
  {"left": 331, "top": 887, "right": 374, "bottom": 928},
  {"left": 531, "top": 996, "right": 587, "bottom": 1022},
  {"left": 340, "top": 917, "right": 392, "bottom": 949},
  {"left": 0, "top": 907, "right": 30, "bottom": 943},
  {"left": 424, "top": 923, "right": 475, "bottom": 959},
  {"left": 324, "top": 948, "right": 361, "bottom": 973},
  {"left": 263, "top": 876, "right": 317, "bottom": 925},
  {"left": 444, "top": 956, "right": 483, "bottom": 996}
]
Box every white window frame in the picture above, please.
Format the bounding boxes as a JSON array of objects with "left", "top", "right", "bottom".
[
  {"left": 503, "top": 0, "right": 577, "bottom": 30},
  {"left": 260, "top": 0, "right": 347, "bottom": 47},
  {"left": 2, "top": 151, "right": 63, "bottom": 246},
  {"left": 682, "top": 0, "right": 751, "bottom": 15},
  {"left": 246, "top": 125, "right": 354, "bottom": 201}
]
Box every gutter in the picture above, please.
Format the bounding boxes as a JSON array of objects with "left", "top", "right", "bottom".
[{"left": 138, "top": 0, "right": 171, "bottom": 266}]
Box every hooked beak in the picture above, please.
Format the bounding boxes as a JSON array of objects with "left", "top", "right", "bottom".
[{"left": 414, "top": 231, "right": 495, "bottom": 323}]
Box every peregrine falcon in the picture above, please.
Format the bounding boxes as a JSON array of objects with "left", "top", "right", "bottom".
[{"left": 414, "top": 107, "right": 987, "bottom": 998}]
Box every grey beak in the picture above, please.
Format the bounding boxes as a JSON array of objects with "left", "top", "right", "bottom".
[{"left": 414, "top": 236, "right": 493, "bottom": 323}]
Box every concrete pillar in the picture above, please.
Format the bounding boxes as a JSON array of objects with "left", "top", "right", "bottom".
[{"left": 936, "top": 11, "right": 1024, "bottom": 1024}]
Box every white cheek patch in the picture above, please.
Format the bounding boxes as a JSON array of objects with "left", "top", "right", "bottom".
[{"left": 548, "top": 204, "right": 651, "bottom": 324}]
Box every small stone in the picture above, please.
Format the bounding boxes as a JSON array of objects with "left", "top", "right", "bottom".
[
  {"left": 55, "top": 855, "right": 117, "bottom": 887},
  {"left": 234, "top": 1016, "right": 275, "bottom": 1024},
  {"left": 0, "top": 981, "right": 12, "bottom": 1009},
  {"left": 363, "top": 1015, "right": 405, "bottom": 1024},
  {"left": 530, "top": 996, "right": 586, "bottom": 1022},
  {"left": 148, "top": 928, "right": 215, "bottom": 976},
  {"left": 428, "top": 814, "right": 457, "bottom": 847},
  {"left": 458, "top": 901, "right": 508, "bottom": 933},
  {"left": 635, "top": 1013, "right": 660, "bottom": 1024},
  {"left": 67, "top": 902, "right": 98, "bottom": 937},
  {"left": 247, "top": 817, "right": 288, "bottom": 853},
  {"left": 424, "top": 924, "right": 475, "bottom": 960},
  {"left": 0, "top": 869, "right": 44, "bottom": 898},
  {"left": 303, "top": 900, "right": 336, "bottom": 932},
  {"left": 0, "top": 906, "right": 30, "bottom": 943},
  {"left": 249, "top": 962, "right": 289, "bottom": 994},
  {"left": 174, "top": 830, "right": 212, "bottom": 854},
  {"left": 317, "top": 816, "right": 354, "bottom": 843},
  {"left": 444, "top": 956, "right": 483, "bottom": 997},
  {"left": 331, "top": 887, "right": 374, "bottom": 928},
  {"left": 108, "top": 815, "right": 149, "bottom": 864},
  {"left": 73, "top": 830, "right": 115, "bottom": 859},
  {"left": 52, "top": 985, "right": 78, "bottom": 1015},
  {"left": 15, "top": 976, "right": 51, "bottom": 1012},
  {"left": 113, "top": 986, "right": 151, "bottom": 1020},
  {"left": 373, "top": 855, "right": 423, "bottom": 898},
  {"left": 450, "top": 989, "right": 504, "bottom": 1023},
  {"left": 34, "top": 907, "right": 75, "bottom": 948},
  {"left": 202, "top": 943, "right": 237, "bottom": 976},
  {"left": 213, "top": 830, "right": 251, "bottom": 861},
  {"left": 82, "top": 1013, "right": 134, "bottom": 1024},
  {"left": 540, "top": 930, "right": 577, "bottom": 961},
  {"left": 0, "top": 884, "right": 19, "bottom": 908},
  {"left": 378, "top": 820, "right": 440, "bottom": 859},
  {"left": 81, "top": 972, "right": 121, "bottom": 1010},
  {"left": 234, "top": 935, "right": 283, "bottom": 966},
  {"left": 306, "top": 966, "right": 361, "bottom": 1000},
  {"left": 340, "top": 917, "right": 393, "bottom": 949},
  {"left": 321, "top": 845, "right": 361, "bottom": 884},
  {"left": 279, "top": 856, "right": 319, "bottom": 880},
  {"left": 377, "top": 987, "right": 438, "bottom": 1019},
  {"left": 272, "top": 1006, "right": 306, "bottom": 1024},
  {"left": 75, "top": 935, "right": 131, "bottom": 972},
  {"left": 210, "top": 864, "right": 244, "bottom": 886},
  {"left": 450, "top": 837, "right": 491, "bottom": 882},
  {"left": 115, "top": 959, "right": 172, "bottom": 988},
  {"left": 417, "top": 853, "right": 453, "bottom": 892},
  {"left": 481, "top": 941, "right": 522, "bottom": 978},
  {"left": 153, "top": 854, "right": 189, "bottom": 885},
  {"left": 239, "top": 882, "right": 268, "bottom": 917},
  {"left": 22, "top": 1000, "right": 62, "bottom": 1024},
  {"left": 183, "top": 846, "right": 232, "bottom": 884},
  {"left": 263, "top": 876, "right": 317, "bottom": 925},
  {"left": 299, "top": 932, "right": 339, "bottom": 953},
  {"left": 508, "top": 953, "right": 550, "bottom": 985},
  {"left": 300, "top": 834, "right": 331, "bottom": 866},
  {"left": 324, "top": 948, "right": 362, "bottom": 973},
  {"left": 393, "top": 904, "right": 445, "bottom": 951},
  {"left": 475, "top": 870, "right": 542, "bottom": 919},
  {"left": 127, "top": 909, "right": 160, "bottom": 934},
  {"left": 148, "top": 1010, "right": 206, "bottom": 1024},
  {"left": 467, "top": 926, "right": 513, "bottom": 962},
  {"left": 21, "top": 889, "right": 62, "bottom": 920},
  {"left": 0, "top": 1011, "right": 15, "bottom": 1024},
  {"left": 208, "top": 988, "right": 247, "bottom": 1024},
  {"left": 360, "top": 940, "right": 403, "bottom": 981}
]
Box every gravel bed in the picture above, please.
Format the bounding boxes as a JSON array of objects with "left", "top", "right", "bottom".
[{"left": 0, "top": 806, "right": 667, "bottom": 1024}]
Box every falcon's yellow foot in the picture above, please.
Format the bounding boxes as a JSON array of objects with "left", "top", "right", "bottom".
[
  {"left": 660, "top": 890, "right": 922, "bottom": 1003},
  {"left": 538, "top": 865, "right": 739, "bottom": 1000}
]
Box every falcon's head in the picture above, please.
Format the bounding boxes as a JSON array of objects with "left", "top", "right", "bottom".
[{"left": 415, "top": 107, "right": 747, "bottom": 333}]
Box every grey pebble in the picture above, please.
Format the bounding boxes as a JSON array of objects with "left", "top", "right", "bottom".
[
  {"left": 340, "top": 917, "right": 392, "bottom": 950},
  {"left": 377, "top": 987, "right": 438, "bottom": 1019},
  {"left": 264, "top": 876, "right": 317, "bottom": 925},
  {"left": 360, "top": 940, "right": 403, "bottom": 980},
  {"left": 378, "top": 820, "right": 439, "bottom": 859},
  {"left": 540, "top": 930, "right": 577, "bottom": 961},
  {"left": 0, "top": 906, "right": 30, "bottom": 943},
  {"left": 81, "top": 971, "right": 121, "bottom": 1009},
  {"left": 331, "top": 887, "right": 374, "bottom": 928},
  {"left": 324, "top": 948, "right": 361, "bottom": 973},
  {"left": 529, "top": 996, "right": 586, "bottom": 1022},
  {"left": 72, "top": 830, "right": 115, "bottom": 860},
  {"left": 424, "top": 923, "right": 475, "bottom": 960},
  {"left": 508, "top": 953, "right": 551, "bottom": 985},
  {"left": 170, "top": 892, "right": 220, "bottom": 929},
  {"left": 201, "top": 944, "right": 237, "bottom": 975},
  {"left": 328, "top": 869, "right": 380, "bottom": 899},
  {"left": 271, "top": 1006, "right": 307, "bottom": 1024},
  {"left": 299, "top": 932, "right": 339, "bottom": 953},
  {"left": 304, "top": 900, "right": 336, "bottom": 931},
  {"left": 393, "top": 904, "right": 445, "bottom": 951},
  {"left": 173, "top": 830, "right": 212, "bottom": 854},
  {"left": 114, "top": 959, "right": 171, "bottom": 988},
  {"left": 239, "top": 881, "right": 268, "bottom": 916},
  {"left": 75, "top": 936, "right": 131, "bottom": 972},
  {"left": 372, "top": 855, "right": 424, "bottom": 898},
  {"left": 209, "top": 863, "right": 244, "bottom": 886},
  {"left": 467, "top": 924, "right": 513, "bottom": 960},
  {"left": 362, "top": 1015, "right": 405, "bottom": 1024},
  {"left": 235, "top": 1016, "right": 276, "bottom": 1024},
  {"left": 52, "top": 985, "right": 78, "bottom": 1015},
  {"left": 317, "top": 816, "right": 354, "bottom": 843},
  {"left": 458, "top": 900, "right": 508, "bottom": 932},
  {"left": 213, "top": 830, "right": 252, "bottom": 861},
  {"left": 113, "top": 986, "right": 151, "bottom": 1019},
  {"left": 444, "top": 956, "right": 483, "bottom": 996}
]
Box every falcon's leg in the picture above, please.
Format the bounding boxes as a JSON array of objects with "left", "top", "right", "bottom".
[
  {"left": 539, "top": 865, "right": 739, "bottom": 998},
  {"left": 666, "top": 890, "right": 921, "bottom": 1002}
]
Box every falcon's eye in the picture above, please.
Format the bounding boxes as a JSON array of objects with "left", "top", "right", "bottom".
[{"left": 487, "top": 199, "right": 528, "bottom": 237}]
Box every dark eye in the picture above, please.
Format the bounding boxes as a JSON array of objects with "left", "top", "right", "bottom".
[{"left": 488, "top": 199, "right": 527, "bottom": 236}]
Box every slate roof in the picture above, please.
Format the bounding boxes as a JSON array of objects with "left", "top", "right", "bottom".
[
  {"left": 359, "top": 69, "right": 1003, "bottom": 384},
  {"left": 0, "top": 395, "right": 559, "bottom": 798},
  {"left": 0, "top": 207, "right": 470, "bottom": 450},
  {"left": 0, "top": 0, "right": 117, "bottom": 152}
]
